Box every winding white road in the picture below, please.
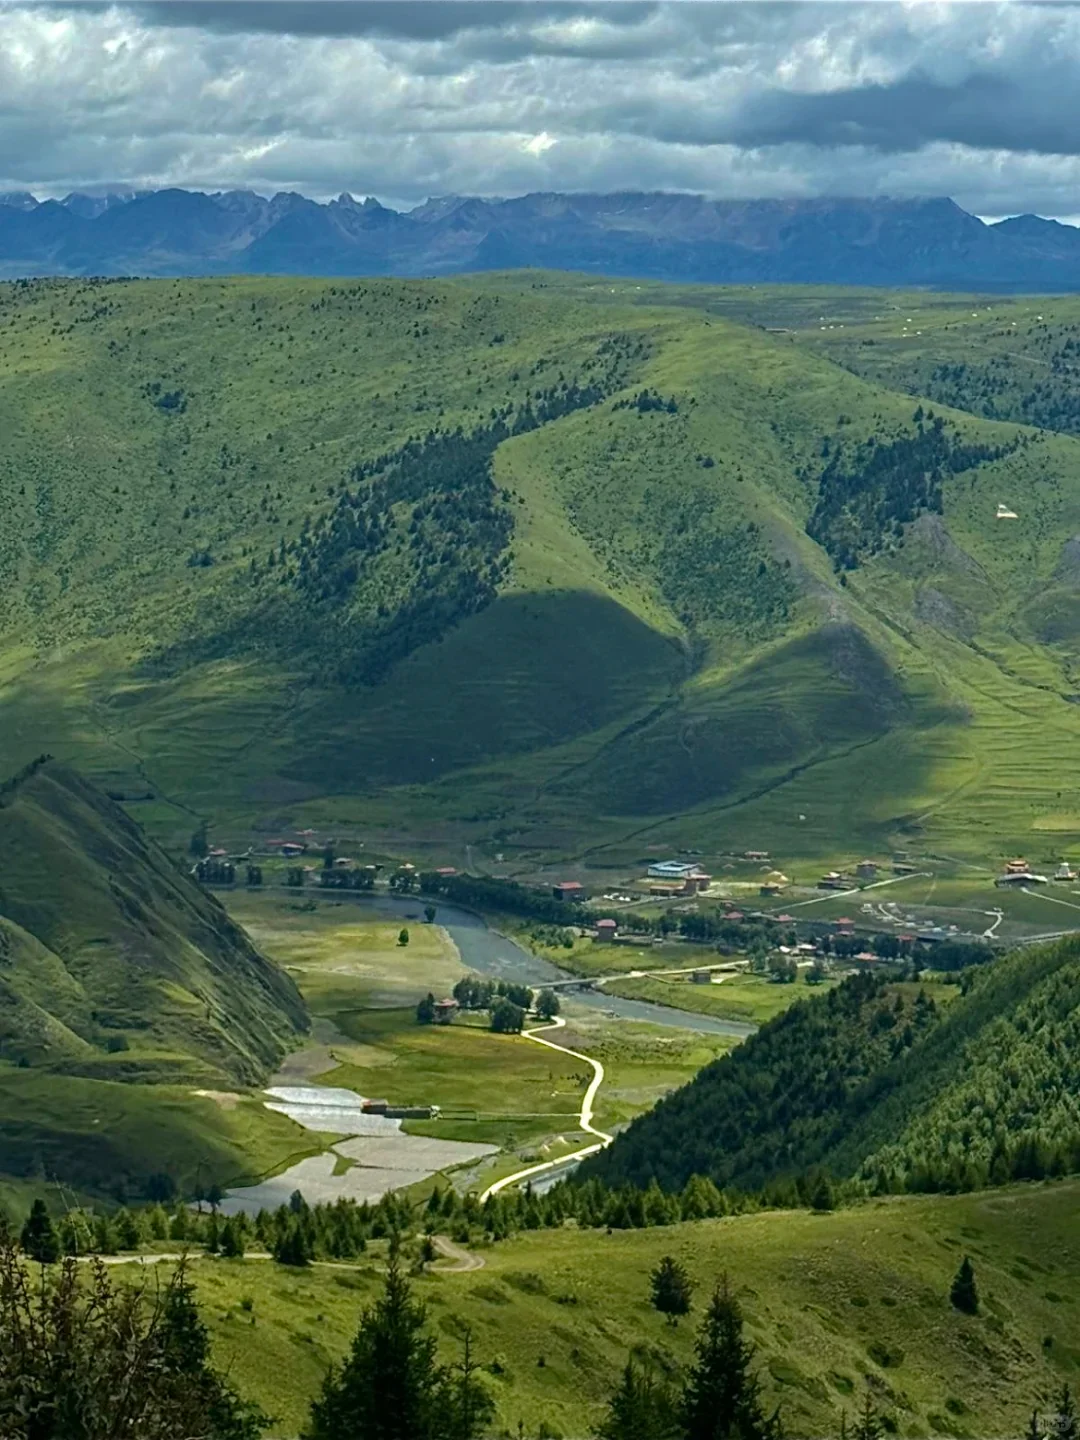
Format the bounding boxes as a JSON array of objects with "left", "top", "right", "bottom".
[{"left": 479, "top": 1016, "right": 613, "bottom": 1203}]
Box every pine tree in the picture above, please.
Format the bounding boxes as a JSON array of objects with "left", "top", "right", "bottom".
[
  {"left": 157, "top": 1265, "right": 266, "bottom": 1438},
  {"left": 851, "top": 1392, "right": 882, "bottom": 1440},
  {"left": 596, "top": 1359, "right": 679, "bottom": 1440},
  {"left": 116, "top": 1207, "right": 141, "bottom": 1250},
  {"left": 679, "top": 1278, "right": 782, "bottom": 1440},
  {"left": 1053, "top": 1385, "right": 1078, "bottom": 1440},
  {"left": 304, "top": 1254, "right": 489, "bottom": 1439},
  {"left": 220, "top": 1216, "right": 246, "bottom": 1259},
  {"left": 273, "top": 1220, "right": 311, "bottom": 1268},
  {"left": 950, "top": 1256, "right": 979, "bottom": 1314},
  {"left": 650, "top": 1255, "right": 694, "bottom": 1325},
  {"left": 20, "top": 1199, "right": 59, "bottom": 1264},
  {"left": 810, "top": 1173, "right": 835, "bottom": 1212},
  {"left": 444, "top": 1328, "right": 495, "bottom": 1440}
]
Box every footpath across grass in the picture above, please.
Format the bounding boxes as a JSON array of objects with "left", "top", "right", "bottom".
[{"left": 190, "top": 1179, "right": 1080, "bottom": 1439}]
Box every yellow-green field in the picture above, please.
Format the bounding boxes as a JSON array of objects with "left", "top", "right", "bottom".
[
  {"left": 227, "top": 893, "right": 467, "bottom": 1011},
  {"left": 603, "top": 971, "right": 835, "bottom": 1026}
]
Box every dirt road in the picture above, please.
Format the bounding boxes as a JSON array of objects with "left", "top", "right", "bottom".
[{"left": 431, "top": 1234, "right": 485, "bottom": 1272}]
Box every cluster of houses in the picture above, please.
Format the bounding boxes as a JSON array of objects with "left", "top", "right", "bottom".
[{"left": 994, "top": 856, "right": 1076, "bottom": 887}]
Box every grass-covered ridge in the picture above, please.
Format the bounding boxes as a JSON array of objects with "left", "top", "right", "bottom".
[{"left": 9, "top": 273, "right": 1080, "bottom": 863}]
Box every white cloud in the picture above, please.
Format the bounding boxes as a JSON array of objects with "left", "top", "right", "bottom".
[
  {"left": 523, "top": 131, "right": 557, "bottom": 157},
  {"left": 2, "top": 1, "right": 1080, "bottom": 215}
]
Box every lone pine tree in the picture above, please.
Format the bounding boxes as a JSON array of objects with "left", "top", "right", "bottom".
[
  {"left": 20, "top": 1199, "right": 59, "bottom": 1265},
  {"left": 950, "top": 1256, "right": 979, "bottom": 1315},
  {"left": 305, "top": 1253, "right": 492, "bottom": 1440},
  {"left": 679, "top": 1278, "right": 782, "bottom": 1440},
  {"left": 650, "top": 1255, "right": 694, "bottom": 1325}
]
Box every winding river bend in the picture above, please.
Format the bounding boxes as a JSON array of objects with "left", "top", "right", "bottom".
[
  {"left": 308, "top": 890, "right": 755, "bottom": 1040},
  {"left": 221, "top": 887, "right": 752, "bottom": 1210}
]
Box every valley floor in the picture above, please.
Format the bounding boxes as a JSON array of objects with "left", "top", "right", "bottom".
[{"left": 220, "top": 891, "right": 737, "bottom": 1208}]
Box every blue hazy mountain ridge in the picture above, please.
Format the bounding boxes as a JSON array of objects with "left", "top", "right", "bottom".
[{"left": 3, "top": 188, "right": 1080, "bottom": 287}]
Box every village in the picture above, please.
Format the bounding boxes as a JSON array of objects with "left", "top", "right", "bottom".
[{"left": 188, "top": 832, "right": 1080, "bottom": 1050}]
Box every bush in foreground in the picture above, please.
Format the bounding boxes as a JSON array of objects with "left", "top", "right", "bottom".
[{"left": 0, "top": 1239, "right": 265, "bottom": 1440}]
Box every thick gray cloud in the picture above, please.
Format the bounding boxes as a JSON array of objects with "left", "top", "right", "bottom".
[
  {"left": 6, "top": 2, "right": 1080, "bottom": 216},
  {"left": 131, "top": 2, "right": 656, "bottom": 42}
]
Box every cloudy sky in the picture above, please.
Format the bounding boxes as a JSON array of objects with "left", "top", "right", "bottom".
[{"left": 3, "top": 1, "right": 1080, "bottom": 216}]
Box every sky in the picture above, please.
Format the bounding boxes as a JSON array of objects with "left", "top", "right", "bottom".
[{"left": 4, "top": 1, "right": 1080, "bottom": 217}]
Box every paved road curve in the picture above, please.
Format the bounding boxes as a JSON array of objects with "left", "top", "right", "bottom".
[{"left": 479, "top": 1016, "right": 614, "bottom": 1202}]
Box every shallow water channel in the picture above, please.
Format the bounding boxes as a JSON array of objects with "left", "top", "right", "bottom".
[{"left": 314, "top": 890, "right": 755, "bottom": 1040}]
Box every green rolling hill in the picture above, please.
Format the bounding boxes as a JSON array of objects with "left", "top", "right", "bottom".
[
  {"left": 0, "top": 758, "right": 309, "bottom": 1199},
  {"left": 583, "top": 935, "right": 1080, "bottom": 1198},
  {"left": 6, "top": 274, "right": 1080, "bottom": 866}
]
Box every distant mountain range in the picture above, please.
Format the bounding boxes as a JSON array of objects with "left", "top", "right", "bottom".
[{"left": 4, "top": 188, "right": 1080, "bottom": 289}]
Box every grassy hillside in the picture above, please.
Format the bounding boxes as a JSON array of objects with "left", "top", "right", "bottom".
[
  {"left": 585, "top": 937, "right": 1080, "bottom": 1198},
  {"left": 9, "top": 275, "right": 1080, "bottom": 865},
  {"left": 0, "top": 759, "right": 310, "bottom": 1198},
  {"left": 190, "top": 1182, "right": 1080, "bottom": 1439}
]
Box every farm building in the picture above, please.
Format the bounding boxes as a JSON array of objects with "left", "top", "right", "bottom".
[
  {"left": 818, "top": 871, "right": 852, "bottom": 890},
  {"left": 433, "top": 998, "right": 460, "bottom": 1024},
  {"left": 595, "top": 918, "right": 618, "bottom": 942},
  {"left": 647, "top": 861, "right": 699, "bottom": 880},
  {"left": 552, "top": 881, "right": 585, "bottom": 902}
]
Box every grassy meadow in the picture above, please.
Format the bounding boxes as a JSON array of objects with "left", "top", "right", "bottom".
[
  {"left": 179, "top": 1179, "right": 1080, "bottom": 1439},
  {"left": 603, "top": 971, "right": 835, "bottom": 1026}
]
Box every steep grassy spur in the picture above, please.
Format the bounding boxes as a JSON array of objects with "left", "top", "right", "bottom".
[{"left": 0, "top": 758, "right": 308, "bottom": 1199}]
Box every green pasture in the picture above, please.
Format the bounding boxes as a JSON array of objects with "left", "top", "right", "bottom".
[
  {"left": 602, "top": 971, "right": 835, "bottom": 1026},
  {"left": 0, "top": 1065, "right": 317, "bottom": 1203},
  {"left": 181, "top": 1179, "right": 1080, "bottom": 1439},
  {"left": 10, "top": 274, "right": 1080, "bottom": 876}
]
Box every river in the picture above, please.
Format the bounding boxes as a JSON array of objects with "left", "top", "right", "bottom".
[{"left": 298, "top": 889, "right": 755, "bottom": 1040}]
